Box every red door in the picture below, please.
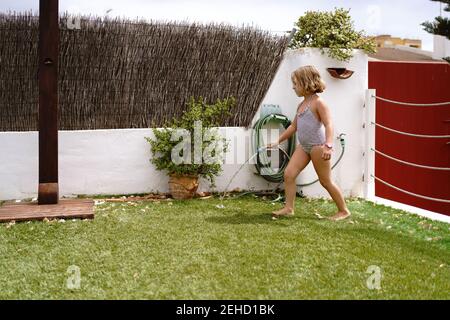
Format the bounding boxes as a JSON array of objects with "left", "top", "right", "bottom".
[{"left": 369, "top": 61, "right": 450, "bottom": 216}]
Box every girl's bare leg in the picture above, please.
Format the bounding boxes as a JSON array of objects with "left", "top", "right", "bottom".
[
  {"left": 272, "top": 145, "right": 310, "bottom": 216},
  {"left": 310, "top": 146, "right": 351, "bottom": 221}
]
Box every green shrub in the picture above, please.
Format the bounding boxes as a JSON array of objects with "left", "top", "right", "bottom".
[
  {"left": 145, "top": 97, "right": 235, "bottom": 186},
  {"left": 289, "top": 8, "right": 377, "bottom": 61}
]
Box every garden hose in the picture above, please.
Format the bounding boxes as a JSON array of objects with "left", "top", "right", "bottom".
[
  {"left": 220, "top": 115, "right": 347, "bottom": 204},
  {"left": 252, "top": 113, "right": 296, "bottom": 183},
  {"left": 222, "top": 133, "right": 347, "bottom": 203},
  {"left": 296, "top": 133, "right": 346, "bottom": 187}
]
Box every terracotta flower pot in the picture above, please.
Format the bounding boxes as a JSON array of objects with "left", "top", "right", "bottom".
[{"left": 168, "top": 174, "right": 199, "bottom": 199}]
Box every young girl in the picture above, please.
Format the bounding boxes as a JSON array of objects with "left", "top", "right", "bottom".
[{"left": 270, "top": 65, "right": 351, "bottom": 221}]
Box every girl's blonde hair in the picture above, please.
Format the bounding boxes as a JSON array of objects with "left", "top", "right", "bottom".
[{"left": 291, "top": 65, "right": 326, "bottom": 94}]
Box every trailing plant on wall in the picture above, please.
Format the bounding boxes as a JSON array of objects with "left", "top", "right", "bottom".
[{"left": 289, "top": 8, "right": 377, "bottom": 61}]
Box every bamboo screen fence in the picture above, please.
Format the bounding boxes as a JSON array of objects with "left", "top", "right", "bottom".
[{"left": 0, "top": 13, "right": 290, "bottom": 131}]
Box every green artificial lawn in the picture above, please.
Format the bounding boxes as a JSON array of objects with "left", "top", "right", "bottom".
[{"left": 0, "top": 195, "right": 449, "bottom": 299}]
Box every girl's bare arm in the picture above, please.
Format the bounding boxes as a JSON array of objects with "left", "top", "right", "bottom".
[
  {"left": 316, "top": 99, "right": 334, "bottom": 146},
  {"left": 267, "top": 105, "right": 300, "bottom": 147},
  {"left": 277, "top": 123, "right": 296, "bottom": 144}
]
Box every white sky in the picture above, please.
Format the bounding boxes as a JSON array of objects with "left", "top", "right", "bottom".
[{"left": 1, "top": 0, "right": 447, "bottom": 51}]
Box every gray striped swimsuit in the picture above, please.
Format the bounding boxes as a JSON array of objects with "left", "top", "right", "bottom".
[{"left": 296, "top": 105, "right": 326, "bottom": 154}]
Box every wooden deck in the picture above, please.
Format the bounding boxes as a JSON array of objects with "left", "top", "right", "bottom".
[{"left": 0, "top": 199, "right": 94, "bottom": 223}]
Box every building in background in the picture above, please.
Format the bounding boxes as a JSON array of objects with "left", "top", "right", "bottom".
[
  {"left": 368, "top": 34, "right": 448, "bottom": 62},
  {"left": 374, "top": 35, "right": 422, "bottom": 49}
]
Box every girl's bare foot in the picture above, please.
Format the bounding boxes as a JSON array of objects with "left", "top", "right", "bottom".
[
  {"left": 329, "top": 209, "right": 351, "bottom": 221},
  {"left": 272, "top": 207, "right": 294, "bottom": 218}
]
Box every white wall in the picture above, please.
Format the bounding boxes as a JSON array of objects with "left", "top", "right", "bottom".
[
  {"left": 0, "top": 48, "right": 368, "bottom": 200},
  {"left": 256, "top": 48, "right": 368, "bottom": 198},
  {"left": 0, "top": 128, "right": 274, "bottom": 200},
  {"left": 433, "top": 35, "right": 450, "bottom": 59}
]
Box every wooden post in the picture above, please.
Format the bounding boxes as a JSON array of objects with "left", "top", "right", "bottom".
[
  {"left": 38, "top": 0, "right": 59, "bottom": 204},
  {"left": 363, "top": 89, "right": 376, "bottom": 201}
]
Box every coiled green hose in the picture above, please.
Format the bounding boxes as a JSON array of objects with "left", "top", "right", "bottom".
[{"left": 252, "top": 113, "right": 296, "bottom": 182}]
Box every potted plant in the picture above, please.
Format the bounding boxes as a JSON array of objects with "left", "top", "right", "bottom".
[{"left": 145, "top": 96, "right": 235, "bottom": 199}]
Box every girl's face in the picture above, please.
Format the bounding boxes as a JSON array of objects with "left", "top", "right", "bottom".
[{"left": 292, "top": 76, "right": 305, "bottom": 97}]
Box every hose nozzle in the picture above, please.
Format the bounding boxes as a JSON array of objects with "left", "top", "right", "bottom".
[
  {"left": 258, "top": 146, "right": 278, "bottom": 153},
  {"left": 337, "top": 133, "right": 346, "bottom": 147}
]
